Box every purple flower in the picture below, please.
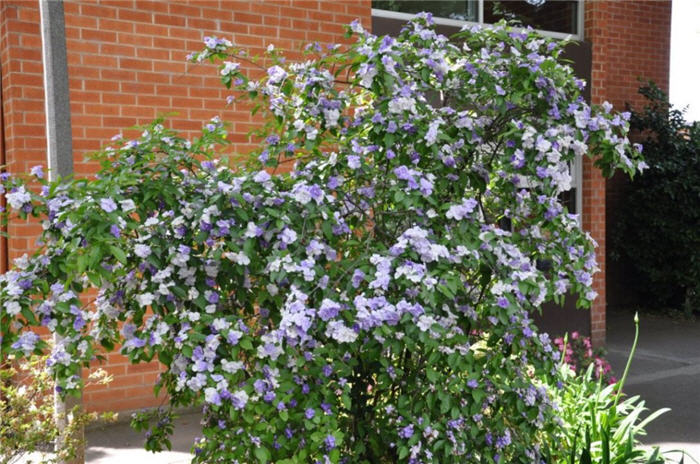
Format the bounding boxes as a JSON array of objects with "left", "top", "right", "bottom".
[
  {"left": 205, "top": 290, "right": 219, "bottom": 304},
  {"left": 318, "top": 299, "right": 341, "bottom": 321},
  {"left": 398, "top": 424, "right": 414, "bottom": 439},
  {"left": 446, "top": 198, "right": 478, "bottom": 220},
  {"left": 324, "top": 434, "right": 336, "bottom": 450},
  {"left": 11, "top": 331, "right": 40, "bottom": 354},
  {"left": 347, "top": 155, "right": 360, "bottom": 169},
  {"left": 351, "top": 269, "right": 365, "bottom": 288},
  {"left": 254, "top": 170, "right": 271, "bottom": 183},
  {"left": 110, "top": 224, "right": 121, "bottom": 238},
  {"left": 100, "top": 198, "right": 118, "bottom": 213},
  {"left": 305, "top": 408, "right": 315, "bottom": 419},
  {"left": 30, "top": 165, "right": 44, "bottom": 179},
  {"left": 267, "top": 65, "right": 287, "bottom": 84}
]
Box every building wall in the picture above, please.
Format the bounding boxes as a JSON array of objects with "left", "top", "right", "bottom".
[
  {"left": 0, "top": 0, "right": 371, "bottom": 413},
  {"left": 583, "top": 0, "right": 671, "bottom": 346}
]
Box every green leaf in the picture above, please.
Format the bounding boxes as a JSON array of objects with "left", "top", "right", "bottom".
[
  {"left": 240, "top": 338, "right": 253, "bottom": 351},
  {"left": 254, "top": 446, "right": 270, "bottom": 463},
  {"left": 109, "top": 246, "right": 127, "bottom": 264}
]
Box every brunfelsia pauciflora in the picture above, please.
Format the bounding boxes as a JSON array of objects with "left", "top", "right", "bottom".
[{"left": 1, "top": 14, "right": 645, "bottom": 463}]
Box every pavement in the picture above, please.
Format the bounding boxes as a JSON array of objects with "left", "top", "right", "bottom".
[
  {"left": 18, "top": 309, "right": 700, "bottom": 463},
  {"left": 606, "top": 309, "right": 700, "bottom": 463},
  {"left": 84, "top": 411, "right": 200, "bottom": 464}
]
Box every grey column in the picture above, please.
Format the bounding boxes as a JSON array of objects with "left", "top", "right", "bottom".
[
  {"left": 40, "top": 0, "right": 73, "bottom": 180},
  {"left": 39, "top": 2, "right": 80, "bottom": 464}
]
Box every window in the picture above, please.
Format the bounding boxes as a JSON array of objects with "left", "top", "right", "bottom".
[
  {"left": 373, "top": 1, "right": 478, "bottom": 23},
  {"left": 372, "top": 0, "right": 583, "bottom": 39}
]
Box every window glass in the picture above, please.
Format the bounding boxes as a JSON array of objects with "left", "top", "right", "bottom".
[
  {"left": 483, "top": 1, "right": 578, "bottom": 34},
  {"left": 372, "top": 1, "right": 478, "bottom": 22},
  {"left": 373, "top": 1, "right": 580, "bottom": 35}
]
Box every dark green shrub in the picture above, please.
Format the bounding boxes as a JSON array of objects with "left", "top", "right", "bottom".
[{"left": 612, "top": 83, "right": 700, "bottom": 315}]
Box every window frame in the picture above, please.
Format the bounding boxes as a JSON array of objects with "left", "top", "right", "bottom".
[{"left": 371, "top": 0, "right": 585, "bottom": 41}]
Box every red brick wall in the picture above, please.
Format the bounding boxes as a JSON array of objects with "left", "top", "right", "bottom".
[
  {"left": 0, "top": 0, "right": 371, "bottom": 412},
  {"left": 584, "top": 1, "right": 671, "bottom": 346}
]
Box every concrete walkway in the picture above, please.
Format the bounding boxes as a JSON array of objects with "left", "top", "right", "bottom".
[
  {"left": 606, "top": 310, "right": 700, "bottom": 462},
  {"left": 84, "top": 412, "right": 200, "bottom": 464}
]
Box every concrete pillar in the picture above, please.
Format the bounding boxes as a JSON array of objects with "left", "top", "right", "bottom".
[{"left": 39, "top": 1, "right": 80, "bottom": 463}]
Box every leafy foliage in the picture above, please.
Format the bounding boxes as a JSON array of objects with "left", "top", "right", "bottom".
[
  {"left": 1, "top": 16, "right": 645, "bottom": 463},
  {"left": 611, "top": 82, "right": 700, "bottom": 315},
  {"left": 0, "top": 353, "right": 114, "bottom": 464},
  {"left": 548, "top": 315, "right": 684, "bottom": 464},
  {"left": 550, "top": 363, "right": 668, "bottom": 464},
  {"left": 554, "top": 331, "right": 616, "bottom": 384}
]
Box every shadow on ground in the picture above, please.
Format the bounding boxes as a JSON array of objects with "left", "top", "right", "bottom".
[
  {"left": 607, "top": 309, "right": 700, "bottom": 462},
  {"left": 83, "top": 412, "right": 200, "bottom": 464}
]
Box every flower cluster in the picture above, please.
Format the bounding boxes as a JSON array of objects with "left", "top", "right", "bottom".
[
  {"left": 1, "top": 15, "right": 644, "bottom": 463},
  {"left": 554, "top": 331, "right": 616, "bottom": 384}
]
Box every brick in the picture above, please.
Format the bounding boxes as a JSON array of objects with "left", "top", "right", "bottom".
[
  {"left": 117, "top": 8, "right": 153, "bottom": 23},
  {"left": 119, "top": 57, "right": 154, "bottom": 71},
  {"left": 99, "top": 18, "right": 135, "bottom": 33},
  {"left": 81, "top": 28, "right": 118, "bottom": 42},
  {"left": 154, "top": 13, "right": 186, "bottom": 27},
  {"left": 99, "top": 42, "right": 136, "bottom": 56}
]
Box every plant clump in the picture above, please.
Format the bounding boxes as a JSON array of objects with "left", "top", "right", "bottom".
[{"left": 1, "top": 15, "right": 645, "bottom": 463}]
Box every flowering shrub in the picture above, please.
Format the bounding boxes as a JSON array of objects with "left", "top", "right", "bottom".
[
  {"left": 0, "top": 353, "right": 114, "bottom": 464},
  {"left": 1, "top": 15, "right": 645, "bottom": 463},
  {"left": 554, "top": 332, "right": 615, "bottom": 384}
]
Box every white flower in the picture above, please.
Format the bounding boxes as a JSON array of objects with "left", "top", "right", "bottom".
[
  {"left": 13, "top": 254, "right": 29, "bottom": 270},
  {"left": 388, "top": 96, "right": 417, "bottom": 114},
  {"left": 119, "top": 199, "right": 136, "bottom": 211},
  {"left": 220, "top": 61, "right": 240, "bottom": 76},
  {"left": 325, "top": 320, "right": 358, "bottom": 343},
  {"left": 222, "top": 359, "right": 244, "bottom": 373},
  {"left": 136, "top": 293, "right": 155, "bottom": 307},
  {"left": 280, "top": 228, "right": 297, "bottom": 244},
  {"left": 4, "top": 300, "right": 21, "bottom": 316},
  {"left": 244, "top": 222, "right": 259, "bottom": 238},
  {"left": 204, "top": 387, "right": 221, "bottom": 405},
  {"left": 212, "top": 318, "right": 231, "bottom": 332},
  {"left": 305, "top": 126, "right": 318, "bottom": 140},
  {"left": 323, "top": 108, "right": 340, "bottom": 127},
  {"left": 224, "top": 251, "right": 250, "bottom": 266},
  {"left": 5, "top": 186, "right": 31, "bottom": 209},
  {"left": 134, "top": 244, "right": 152, "bottom": 258},
  {"left": 417, "top": 315, "right": 437, "bottom": 332}
]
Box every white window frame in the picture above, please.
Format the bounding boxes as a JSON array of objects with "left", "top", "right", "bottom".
[{"left": 372, "top": 0, "right": 584, "bottom": 41}]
